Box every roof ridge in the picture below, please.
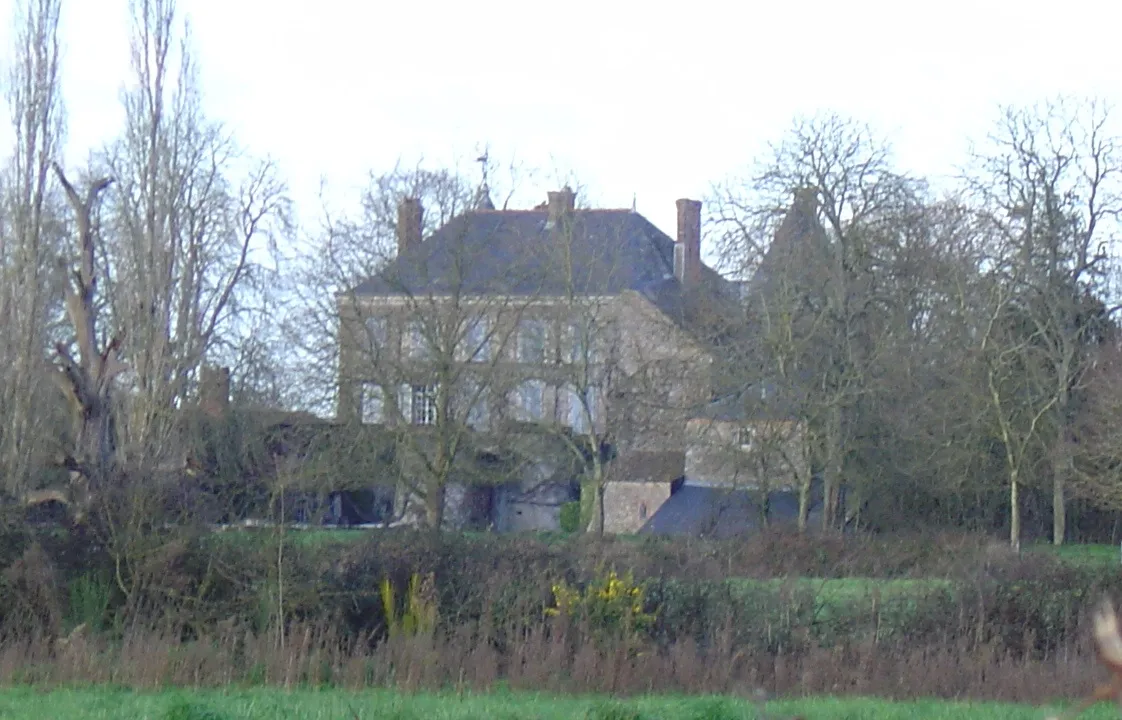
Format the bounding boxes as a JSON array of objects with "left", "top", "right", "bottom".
[{"left": 468, "top": 207, "right": 633, "bottom": 214}]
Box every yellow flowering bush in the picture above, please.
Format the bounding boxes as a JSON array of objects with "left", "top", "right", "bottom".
[
  {"left": 380, "top": 572, "right": 437, "bottom": 637},
  {"left": 545, "top": 569, "right": 656, "bottom": 640}
]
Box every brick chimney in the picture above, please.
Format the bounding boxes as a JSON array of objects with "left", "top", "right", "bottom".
[
  {"left": 397, "top": 197, "right": 423, "bottom": 254},
  {"left": 674, "top": 198, "right": 702, "bottom": 285},
  {"left": 200, "top": 365, "right": 231, "bottom": 418},
  {"left": 546, "top": 186, "right": 575, "bottom": 227}
]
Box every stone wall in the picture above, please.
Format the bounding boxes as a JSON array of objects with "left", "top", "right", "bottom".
[
  {"left": 685, "top": 418, "right": 807, "bottom": 491},
  {"left": 602, "top": 481, "right": 673, "bottom": 534}
]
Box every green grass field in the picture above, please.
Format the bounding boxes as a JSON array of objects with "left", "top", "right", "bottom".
[
  {"left": 1028, "top": 541, "right": 1122, "bottom": 567},
  {"left": 209, "top": 528, "right": 1122, "bottom": 567},
  {"left": 0, "top": 688, "right": 1106, "bottom": 720}
]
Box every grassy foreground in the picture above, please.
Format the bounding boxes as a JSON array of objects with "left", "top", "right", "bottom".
[{"left": 0, "top": 688, "right": 1106, "bottom": 720}]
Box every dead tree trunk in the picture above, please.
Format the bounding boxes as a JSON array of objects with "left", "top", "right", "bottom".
[{"left": 42, "top": 164, "right": 124, "bottom": 517}]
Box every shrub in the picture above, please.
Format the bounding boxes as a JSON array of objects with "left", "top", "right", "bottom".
[
  {"left": 67, "top": 573, "right": 112, "bottom": 632},
  {"left": 547, "top": 569, "right": 656, "bottom": 643},
  {"left": 380, "top": 572, "right": 438, "bottom": 637},
  {"left": 559, "top": 502, "right": 581, "bottom": 533}
]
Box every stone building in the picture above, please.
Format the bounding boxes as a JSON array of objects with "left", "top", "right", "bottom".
[{"left": 336, "top": 186, "right": 741, "bottom": 531}]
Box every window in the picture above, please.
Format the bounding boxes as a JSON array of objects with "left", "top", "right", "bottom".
[
  {"left": 518, "top": 319, "right": 547, "bottom": 363},
  {"left": 563, "top": 384, "right": 595, "bottom": 433},
  {"left": 467, "top": 394, "right": 490, "bottom": 429},
  {"left": 405, "top": 321, "right": 429, "bottom": 359},
  {"left": 361, "top": 383, "right": 384, "bottom": 424},
  {"left": 398, "top": 383, "right": 438, "bottom": 425},
  {"left": 460, "top": 377, "right": 490, "bottom": 429},
  {"left": 412, "top": 384, "right": 438, "bottom": 425},
  {"left": 564, "top": 321, "right": 585, "bottom": 364},
  {"left": 513, "top": 379, "right": 546, "bottom": 421},
  {"left": 458, "top": 316, "right": 491, "bottom": 362},
  {"left": 365, "top": 316, "right": 389, "bottom": 353}
]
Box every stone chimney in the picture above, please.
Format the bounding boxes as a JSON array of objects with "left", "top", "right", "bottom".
[
  {"left": 793, "top": 186, "right": 819, "bottom": 213},
  {"left": 546, "top": 186, "right": 575, "bottom": 227},
  {"left": 674, "top": 198, "right": 702, "bottom": 286},
  {"left": 200, "top": 365, "right": 231, "bottom": 418},
  {"left": 397, "top": 197, "right": 423, "bottom": 254}
]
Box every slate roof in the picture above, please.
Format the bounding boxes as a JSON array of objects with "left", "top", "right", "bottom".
[
  {"left": 607, "top": 450, "right": 685, "bottom": 484},
  {"left": 639, "top": 483, "right": 822, "bottom": 538},
  {"left": 743, "top": 189, "right": 833, "bottom": 306},
  {"left": 707, "top": 189, "right": 835, "bottom": 401},
  {"left": 694, "top": 374, "right": 812, "bottom": 423},
  {"left": 350, "top": 208, "right": 740, "bottom": 337}
]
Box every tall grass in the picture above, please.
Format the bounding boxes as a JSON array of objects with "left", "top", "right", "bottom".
[{"left": 0, "top": 613, "right": 1103, "bottom": 705}]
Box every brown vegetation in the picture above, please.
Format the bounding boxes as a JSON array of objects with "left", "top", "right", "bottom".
[{"left": 0, "top": 611, "right": 1106, "bottom": 704}]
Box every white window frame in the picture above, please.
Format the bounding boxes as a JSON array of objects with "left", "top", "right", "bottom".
[
  {"left": 411, "top": 383, "right": 438, "bottom": 425},
  {"left": 361, "top": 383, "right": 384, "bottom": 424},
  {"left": 564, "top": 321, "right": 584, "bottom": 364}
]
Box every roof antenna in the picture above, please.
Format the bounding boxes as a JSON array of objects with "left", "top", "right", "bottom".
[{"left": 631, "top": 193, "right": 636, "bottom": 212}]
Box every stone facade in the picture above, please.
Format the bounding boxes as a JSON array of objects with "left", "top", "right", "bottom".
[
  {"left": 685, "top": 417, "right": 808, "bottom": 491},
  {"left": 335, "top": 190, "right": 735, "bottom": 534},
  {"left": 603, "top": 481, "right": 674, "bottom": 534}
]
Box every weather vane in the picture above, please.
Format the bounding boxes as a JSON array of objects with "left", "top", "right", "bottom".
[{"left": 476, "top": 148, "right": 489, "bottom": 187}]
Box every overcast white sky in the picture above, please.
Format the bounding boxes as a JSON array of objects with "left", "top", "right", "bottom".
[{"left": 2, "top": 0, "right": 1121, "bottom": 238}]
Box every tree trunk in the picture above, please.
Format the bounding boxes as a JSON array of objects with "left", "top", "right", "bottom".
[
  {"left": 1010, "top": 470, "right": 1021, "bottom": 552},
  {"left": 821, "top": 405, "right": 842, "bottom": 533},
  {"left": 797, "top": 474, "right": 810, "bottom": 533},
  {"left": 586, "top": 479, "right": 606, "bottom": 536},
  {"left": 596, "top": 482, "right": 606, "bottom": 536},
  {"left": 1052, "top": 385, "right": 1071, "bottom": 546},
  {"left": 1052, "top": 472, "right": 1066, "bottom": 546},
  {"left": 425, "top": 481, "right": 445, "bottom": 532},
  {"left": 50, "top": 166, "right": 120, "bottom": 516}
]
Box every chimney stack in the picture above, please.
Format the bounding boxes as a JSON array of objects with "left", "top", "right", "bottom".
[
  {"left": 793, "top": 186, "right": 819, "bottom": 213},
  {"left": 397, "top": 197, "right": 423, "bottom": 254},
  {"left": 546, "top": 186, "right": 575, "bottom": 227},
  {"left": 200, "top": 365, "right": 231, "bottom": 418},
  {"left": 674, "top": 198, "right": 702, "bottom": 285}
]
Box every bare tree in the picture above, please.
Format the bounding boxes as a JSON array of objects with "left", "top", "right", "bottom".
[
  {"left": 0, "top": 0, "right": 67, "bottom": 499},
  {"left": 963, "top": 97, "right": 1122, "bottom": 544},
  {"left": 338, "top": 243, "right": 532, "bottom": 530},
  {"left": 96, "top": 0, "right": 287, "bottom": 470},
  {"left": 291, "top": 164, "right": 486, "bottom": 416},
  {"left": 48, "top": 165, "right": 120, "bottom": 515},
  {"left": 304, "top": 160, "right": 537, "bottom": 530},
  {"left": 711, "top": 114, "right": 922, "bottom": 531}
]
